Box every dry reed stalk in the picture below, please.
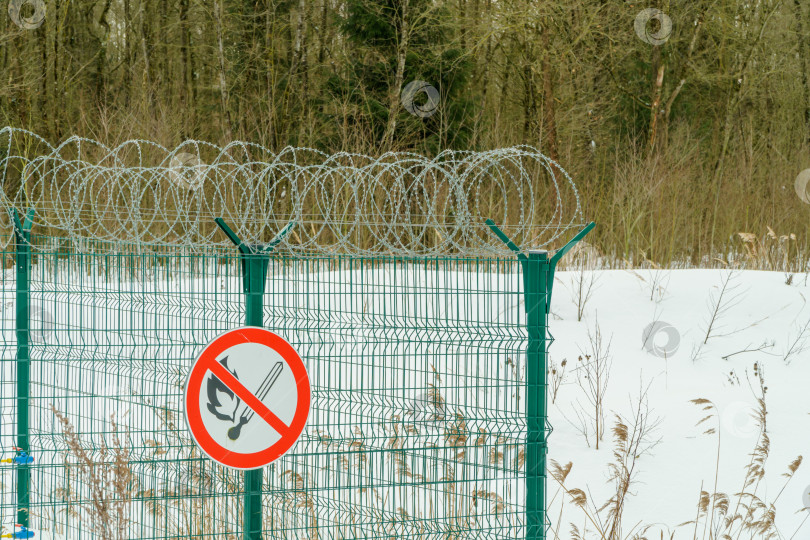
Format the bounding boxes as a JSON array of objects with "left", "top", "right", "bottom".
[
  {"left": 51, "top": 406, "right": 134, "bottom": 540},
  {"left": 687, "top": 391, "right": 802, "bottom": 540}
]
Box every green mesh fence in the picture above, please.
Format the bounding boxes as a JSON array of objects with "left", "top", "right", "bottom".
[{"left": 0, "top": 233, "right": 542, "bottom": 539}]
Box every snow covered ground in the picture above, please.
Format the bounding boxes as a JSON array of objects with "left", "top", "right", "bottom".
[{"left": 547, "top": 269, "right": 810, "bottom": 538}]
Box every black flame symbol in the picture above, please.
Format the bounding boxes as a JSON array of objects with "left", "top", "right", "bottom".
[{"left": 206, "top": 357, "right": 241, "bottom": 422}]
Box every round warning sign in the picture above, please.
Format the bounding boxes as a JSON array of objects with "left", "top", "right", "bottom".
[{"left": 183, "top": 327, "right": 310, "bottom": 470}]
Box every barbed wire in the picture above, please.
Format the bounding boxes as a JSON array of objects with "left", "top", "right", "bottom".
[{"left": 0, "top": 126, "right": 583, "bottom": 256}]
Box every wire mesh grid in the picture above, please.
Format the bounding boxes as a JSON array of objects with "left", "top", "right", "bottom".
[{"left": 0, "top": 235, "right": 537, "bottom": 539}]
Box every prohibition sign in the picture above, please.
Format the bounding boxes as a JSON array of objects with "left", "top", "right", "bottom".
[{"left": 183, "top": 327, "right": 311, "bottom": 470}]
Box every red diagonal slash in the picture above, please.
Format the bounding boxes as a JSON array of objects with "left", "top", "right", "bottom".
[{"left": 206, "top": 357, "right": 290, "bottom": 437}]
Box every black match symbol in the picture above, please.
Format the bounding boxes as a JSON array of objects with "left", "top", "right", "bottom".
[{"left": 227, "top": 361, "right": 284, "bottom": 441}]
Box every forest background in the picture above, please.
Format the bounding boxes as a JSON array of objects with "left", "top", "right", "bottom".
[{"left": 1, "top": 0, "right": 809, "bottom": 267}]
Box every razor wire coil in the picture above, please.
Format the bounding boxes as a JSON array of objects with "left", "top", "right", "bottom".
[{"left": 0, "top": 127, "right": 583, "bottom": 255}]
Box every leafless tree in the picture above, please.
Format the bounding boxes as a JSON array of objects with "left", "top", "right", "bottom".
[{"left": 571, "top": 323, "right": 612, "bottom": 449}]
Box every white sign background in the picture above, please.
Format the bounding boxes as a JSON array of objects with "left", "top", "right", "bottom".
[{"left": 198, "top": 342, "right": 299, "bottom": 454}]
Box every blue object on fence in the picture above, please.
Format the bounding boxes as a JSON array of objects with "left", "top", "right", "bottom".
[
  {"left": 13, "top": 453, "right": 34, "bottom": 465},
  {"left": 1, "top": 448, "right": 34, "bottom": 465},
  {"left": 1, "top": 525, "right": 34, "bottom": 538}
]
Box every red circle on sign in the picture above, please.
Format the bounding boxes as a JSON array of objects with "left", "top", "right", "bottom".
[{"left": 183, "top": 327, "right": 311, "bottom": 470}]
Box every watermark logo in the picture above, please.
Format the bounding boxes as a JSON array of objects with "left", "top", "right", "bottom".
[
  {"left": 408, "top": 388, "right": 446, "bottom": 422},
  {"left": 634, "top": 8, "right": 672, "bottom": 46},
  {"left": 30, "top": 305, "right": 53, "bottom": 344},
  {"left": 168, "top": 152, "right": 206, "bottom": 190},
  {"left": 720, "top": 401, "right": 759, "bottom": 439},
  {"left": 641, "top": 321, "right": 680, "bottom": 357},
  {"left": 8, "top": 0, "right": 45, "bottom": 30},
  {"left": 401, "top": 80, "right": 440, "bottom": 118},
  {"left": 794, "top": 169, "right": 810, "bottom": 204},
  {"left": 569, "top": 241, "right": 601, "bottom": 268}
]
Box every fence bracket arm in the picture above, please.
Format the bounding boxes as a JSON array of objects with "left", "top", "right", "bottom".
[
  {"left": 214, "top": 217, "right": 249, "bottom": 254},
  {"left": 215, "top": 218, "right": 295, "bottom": 255},
  {"left": 484, "top": 218, "right": 526, "bottom": 260},
  {"left": 543, "top": 221, "right": 596, "bottom": 314},
  {"left": 9, "top": 208, "right": 35, "bottom": 241},
  {"left": 549, "top": 221, "right": 595, "bottom": 267},
  {"left": 264, "top": 222, "right": 295, "bottom": 254}
]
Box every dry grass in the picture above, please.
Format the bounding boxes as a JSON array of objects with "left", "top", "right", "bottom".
[
  {"left": 45, "top": 367, "right": 807, "bottom": 540},
  {"left": 46, "top": 383, "right": 525, "bottom": 539},
  {"left": 549, "top": 387, "right": 661, "bottom": 540},
  {"left": 548, "top": 387, "right": 804, "bottom": 540},
  {"left": 50, "top": 406, "right": 135, "bottom": 540},
  {"left": 551, "top": 131, "right": 810, "bottom": 272},
  {"left": 686, "top": 396, "right": 803, "bottom": 540}
]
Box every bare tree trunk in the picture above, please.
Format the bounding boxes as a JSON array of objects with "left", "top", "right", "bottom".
[
  {"left": 649, "top": 63, "right": 664, "bottom": 150},
  {"left": 382, "top": 0, "right": 410, "bottom": 148},
  {"left": 496, "top": 43, "right": 513, "bottom": 140},
  {"left": 123, "top": 0, "right": 132, "bottom": 104},
  {"left": 38, "top": 25, "right": 48, "bottom": 132},
  {"left": 288, "top": 0, "right": 309, "bottom": 141},
  {"left": 160, "top": 0, "right": 169, "bottom": 85},
  {"left": 318, "top": 0, "right": 329, "bottom": 64},
  {"left": 472, "top": 0, "right": 492, "bottom": 146},
  {"left": 541, "top": 22, "right": 559, "bottom": 162},
  {"left": 290, "top": 0, "right": 307, "bottom": 75},
  {"left": 213, "top": 0, "right": 233, "bottom": 140},
  {"left": 458, "top": 0, "right": 467, "bottom": 51},
  {"left": 180, "top": 0, "right": 194, "bottom": 109},
  {"left": 522, "top": 61, "right": 536, "bottom": 142},
  {"left": 709, "top": 2, "right": 780, "bottom": 252},
  {"left": 0, "top": 2, "right": 7, "bottom": 115},
  {"left": 51, "top": 0, "right": 63, "bottom": 137},
  {"left": 265, "top": 0, "right": 277, "bottom": 147},
  {"left": 795, "top": 0, "right": 810, "bottom": 142},
  {"left": 96, "top": 0, "right": 113, "bottom": 102},
  {"left": 140, "top": 0, "right": 154, "bottom": 99},
  {"left": 660, "top": 12, "right": 704, "bottom": 149},
  {"left": 475, "top": 31, "right": 494, "bottom": 146},
  {"left": 647, "top": 40, "right": 663, "bottom": 150}
]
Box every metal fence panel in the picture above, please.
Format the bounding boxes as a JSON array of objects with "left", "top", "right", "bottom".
[{"left": 1, "top": 235, "right": 537, "bottom": 539}]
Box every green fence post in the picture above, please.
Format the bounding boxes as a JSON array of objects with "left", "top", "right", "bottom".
[
  {"left": 243, "top": 246, "right": 268, "bottom": 540},
  {"left": 214, "top": 218, "right": 295, "bottom": 540},
  {"left": 523, "top": 250, "right": 548, "bottom": 540},
  {"left": 11, "top": 208, "right": 35, "bottom": 528},
  {"left": 485, "top": 219, "right": 595, "bottom": 540}
]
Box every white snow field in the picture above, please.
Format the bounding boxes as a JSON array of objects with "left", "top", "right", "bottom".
[{"left": 546, "top": 268, "right": 810, "bottom": 539}]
